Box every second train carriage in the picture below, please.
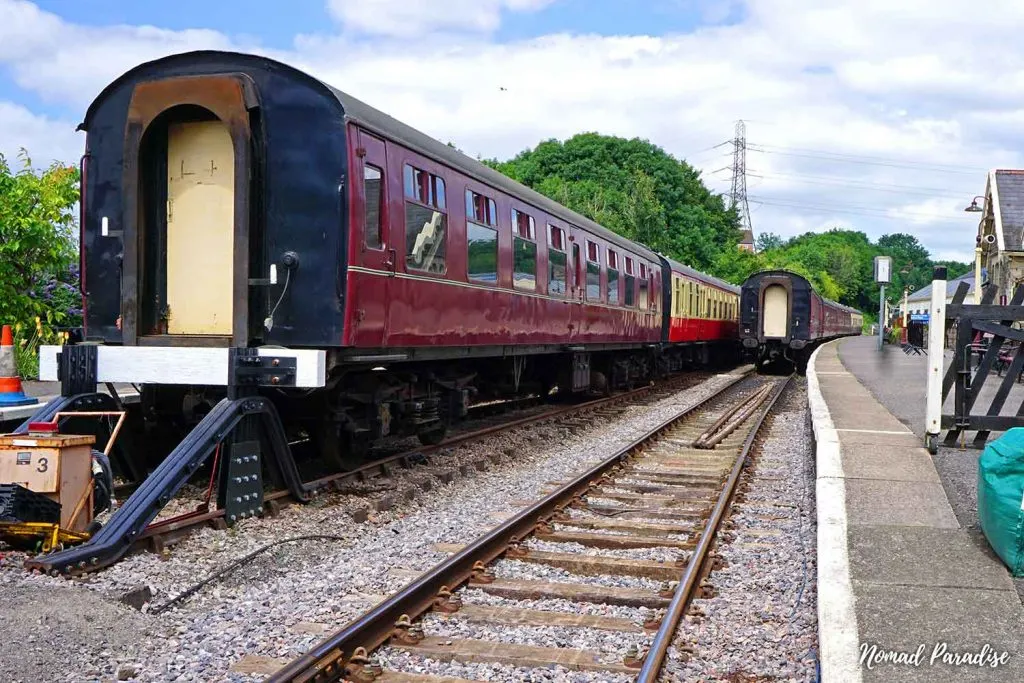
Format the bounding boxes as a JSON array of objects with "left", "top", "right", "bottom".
[
  {"left": 40, "top": 49, "right": 741, "bottom": 474},
  {"left": 739, "top": 269, "right": 862, "bottom": 371}
]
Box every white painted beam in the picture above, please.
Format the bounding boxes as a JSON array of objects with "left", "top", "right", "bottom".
[{"left": 38, "top": 346, "right": 327, "bottom": 388}]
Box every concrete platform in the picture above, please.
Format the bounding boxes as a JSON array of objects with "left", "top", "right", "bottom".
[{"left": 809, "top": 338, "right": 1024, "bottom": 682}]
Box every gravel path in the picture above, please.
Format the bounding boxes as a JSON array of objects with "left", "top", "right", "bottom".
[
  {"left": 660, "top": 379, "right": 819, "bottom": 682},
  {"left": 0, "top": 370, "right": 742, "bottom": 682}
]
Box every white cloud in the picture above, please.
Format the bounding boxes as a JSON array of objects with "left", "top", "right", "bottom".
[
  {"left": 325, "top": 0, "right": 555, "bottom": 37},
  {"left": 1, "top": 0, "right": 1022, "bottom": 262},
  {"left": 0, "top": 101, "right": 80, "bottom": 169}
]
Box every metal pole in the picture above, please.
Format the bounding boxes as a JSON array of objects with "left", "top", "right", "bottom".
[
  {"left": 975, "top": 246, "right": 983, "bottom": 305},
  {"left": 902, "top": 286, "right": 909, "bottom": 345},
  {"left": 925, "top": 266, "right": 947, "bottom": 453},
  {"left": 878, "top": 284, "right": 886, "bottom": 350}
]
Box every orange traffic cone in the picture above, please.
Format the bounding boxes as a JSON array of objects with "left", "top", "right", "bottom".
[{"left": 0, "top": 324, "right": 38, "bottom": 407}]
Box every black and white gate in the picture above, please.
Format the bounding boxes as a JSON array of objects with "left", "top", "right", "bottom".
[{"left": 925, "top": 266, "right": 1024, "bottom": 453}]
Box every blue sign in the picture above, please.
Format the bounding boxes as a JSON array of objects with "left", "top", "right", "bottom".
[{"left": 910, "top": 313, "right": 930, "bottom": 322}]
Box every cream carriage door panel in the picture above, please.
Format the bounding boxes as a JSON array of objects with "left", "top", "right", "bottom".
[
  {"left": 762, "top": 284, "right": 789, "bottom": 338},
  {"left": 166, "top": 120, "right": 235, "bottom": 335}
]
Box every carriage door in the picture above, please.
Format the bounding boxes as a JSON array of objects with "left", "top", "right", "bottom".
[
  {"left": 352, "top": 129, "right": 390, "bottom": 346},
  {"left": 762, "top": 284, "right": 789, "bottom": 338},
  {"left": 166, "top": 119, "right": 235, "bottom": 335}
]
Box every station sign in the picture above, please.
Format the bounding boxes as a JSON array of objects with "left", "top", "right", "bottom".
[
  {"left": 910, "top": 313, "right": 930, "bottom": 322},
  {"left": 874, "top": 255, "right": 892, "bottom": 284}
]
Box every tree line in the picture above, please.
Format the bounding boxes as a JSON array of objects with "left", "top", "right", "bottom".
[{"left": 484, "top": 132, "right": 970, "bottom": 320}]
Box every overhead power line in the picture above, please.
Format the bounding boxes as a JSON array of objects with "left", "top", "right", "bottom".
[
  {"left": 747, "top": 143, "right": 985, "bottom": 175},
  {"left": 748, "top": 195, "right": 968, "bottom": 222},
  {"left": 745, "top": 171, "right": 971, "bottom": 198}
]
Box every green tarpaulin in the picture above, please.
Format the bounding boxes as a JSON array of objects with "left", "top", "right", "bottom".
[{"left": 979, "top": 427, "right": 1024, "bottom": 576}]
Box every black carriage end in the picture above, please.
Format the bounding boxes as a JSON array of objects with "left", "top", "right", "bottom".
[{"left": 939, "top": 278, "right": 1024, "bottom": 449}]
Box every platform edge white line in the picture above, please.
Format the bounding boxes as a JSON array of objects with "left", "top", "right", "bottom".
[{"left": 808, "top": 340, "right": 862, "bottom": 683}]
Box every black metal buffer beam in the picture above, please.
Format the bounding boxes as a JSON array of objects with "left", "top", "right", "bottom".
[{"left": 23, "top": 347, "right": 313, "bottom": 576}]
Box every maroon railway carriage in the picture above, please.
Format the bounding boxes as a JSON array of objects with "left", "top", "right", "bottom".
[
  {"left": 739, "top": 269, "right": 862, "bottom": 370},
  {"left": 41, "top": 50, "right": 739, "bottom": 471}
]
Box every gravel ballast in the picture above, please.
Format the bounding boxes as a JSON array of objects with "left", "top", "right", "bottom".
[
  {"left": 0, "top": 370, "right": 743, "bottom": 682},
  {"left": 660, "top": 379, "right": 819, "bottom": 682}
]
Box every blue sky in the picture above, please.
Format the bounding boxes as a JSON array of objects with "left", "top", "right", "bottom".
[{"left": 1, "top": 0, "right": 1019, "bottom": 262}]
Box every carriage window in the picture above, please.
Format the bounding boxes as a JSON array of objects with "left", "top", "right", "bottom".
[
  {"left": 625, "top": 257, "right": 634, "bottom": 276},
  {"left": 467, "top": 222, "right": 498, "bottom": 284},
  {"left": 624, "top": 271, "right": 635, "bottom": 307},
  {"left": 404, "top": 163, "right": 447, "bottom": 274},
  {"left": 548, "top": 226, "right": 567, "bottom": 296},
  {"left": 466, "top": 189, "right": 496, "bottom": 226},
  {"left": 514, "top": 237, "right": 537, "bottom": 291},
  {"left": 405, "top": 204, "right": 447, "bottom": 274},
  {"left": 607, "top": 250, "right": 619, "bottom": 304},
  {"left": 586, "top": 241, "right": 601, "bottom": 301},
  {"left": 404, "top": 164, "right": 445, "bottom": 209},
  {"left": 638, "top": 268, "right": 649, "bottom": 309},
  {"left": 549, "top": 225, "right": 564, "bottom": 250},
  {"left": 364, "top": 164, "right": 383, "bottom": 250},
  {"left": 513, "top": 209, "right": 536, "bottom": 239}
]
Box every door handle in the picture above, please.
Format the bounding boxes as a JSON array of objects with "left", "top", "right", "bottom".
[{"left": 384, "top": 248, "right": 397, "bottom": 273}]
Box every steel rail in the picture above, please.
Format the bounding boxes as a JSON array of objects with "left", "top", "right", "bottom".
[
  {"left": 123, "top": 373, "right": 707, "bottom": 554},
  {"left": 696, "top": 384, "right": 774, "bottom": 449},
  {"left": 635, "top": 373, "right": 793, "bottom": 682},
  {"left": 265, "top": 368, "right": 755, "bottom": 683},
  {"left": 691, "top": 383, "right": 771, "bottom": 448}
]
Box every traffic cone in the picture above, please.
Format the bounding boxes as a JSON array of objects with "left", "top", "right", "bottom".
[{"left": 0, "top": 324, "right": 38, "bottom": 407}]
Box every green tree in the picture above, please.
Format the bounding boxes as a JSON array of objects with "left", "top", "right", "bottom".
[
  {"left": 755, "top": 232, "right": 784, "bottom": 252},
  {"left": 0, "top": 149, "right": 80, "bottom": 328},
  {"left": 485, "top": 133, "right": 739, "bottom": 270}
]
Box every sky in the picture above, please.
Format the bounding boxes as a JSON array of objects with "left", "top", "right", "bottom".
[{"left": 1, "top": 0, "right": 1019, "bottom": 263}]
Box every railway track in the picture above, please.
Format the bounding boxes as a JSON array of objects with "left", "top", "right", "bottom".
[
  {"left": 262, "top": 370, "right": 792, "bottom": 682},
  {"left": 99, "top": 370, "right": 716, "bottom": 564}
]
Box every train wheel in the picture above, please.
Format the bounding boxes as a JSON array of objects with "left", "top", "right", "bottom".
[
  {"left": 417, "top": 422, "right": 447, "bottom": 446},
  {"left": 316, "top": 420, "right": 371, "bottom": 472}
]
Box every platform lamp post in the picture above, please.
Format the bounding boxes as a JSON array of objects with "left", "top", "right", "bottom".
[
  {"left": 874, "top": 256, "right": 892, "bottom": 351},
  {"left": 964, "top": 196, "right": 985, "bottom": 305}
]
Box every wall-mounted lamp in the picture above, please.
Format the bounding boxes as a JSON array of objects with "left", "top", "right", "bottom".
[{"left": 964, "top": 195, "right": 985, "bottom": 213}]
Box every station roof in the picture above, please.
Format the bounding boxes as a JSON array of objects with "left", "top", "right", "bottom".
[
  {"left": 976, "top": 170, "right": 1024, "bottom": 253},
  {"left": 906, "top": 269, "right": 981, "bottom": 302}
]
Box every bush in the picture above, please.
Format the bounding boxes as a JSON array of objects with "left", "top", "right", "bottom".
[
  {"left": 0, "top": 149, "right": 81, "bottom": 334},
  {"left": 12, "top": 319, "right": 69, "bottom": 380}
]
